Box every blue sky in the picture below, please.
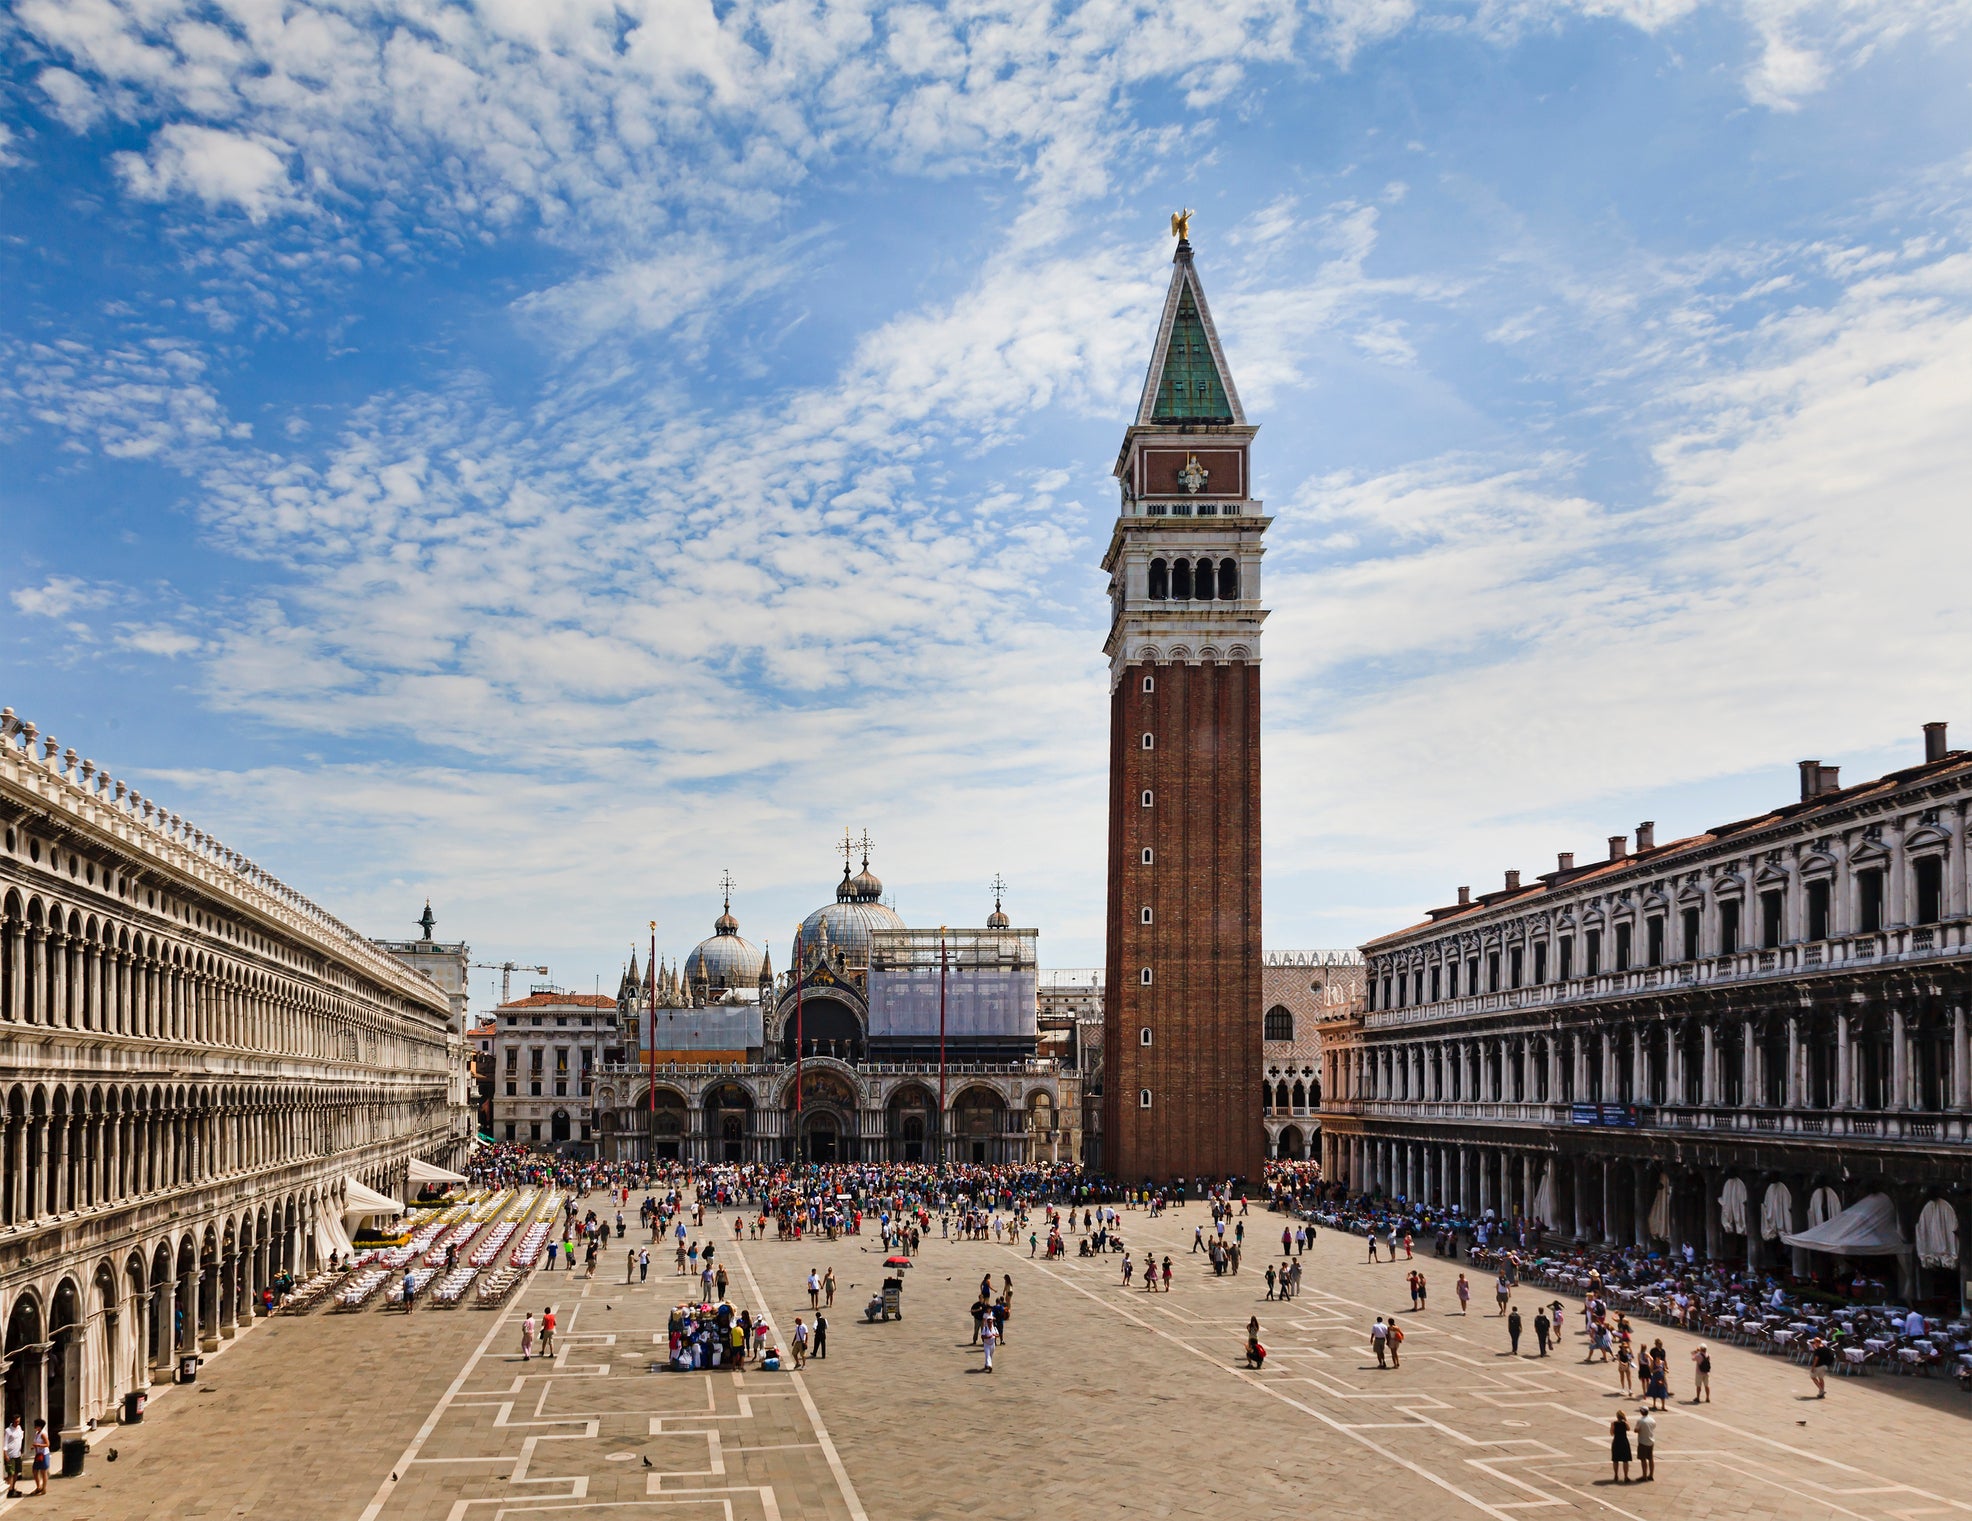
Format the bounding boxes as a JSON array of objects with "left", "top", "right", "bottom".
[{"left": 4, "top": 0, "right": 1969, "bottom": 1007}]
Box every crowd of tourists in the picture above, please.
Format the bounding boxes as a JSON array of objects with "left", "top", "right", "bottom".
[{"left": 1268, "top": 1165, "right": 1972, "bottom": 1390}]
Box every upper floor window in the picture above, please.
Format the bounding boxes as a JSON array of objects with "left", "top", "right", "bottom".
[
  {"left": 1148, "top": 559, "right": 1169, "bottom": 600},
  {"left": 1509, "top": 946, "right": 1524, "bottom": 988},
  {"left": 1614, "top": 922, "right": 1632, "bottom": 972},
  {"left": 1558, "top": 936, "right": 1573, "bottom": 981},
  {"left": 1172, "top": 559, "right": 1193, "bottom": 599},
  {"left": 1914, "top": 855, "right": 1943, "bottom": 925},
  {"left": 1531, "top": 941, "right": 1547, "bottom": 985},
  {"left": 1218, "top": 557, "right": 1239, "bottom": 600},
  {"left": 1646, "top": 915, "right": 1664, "bottom": 967},
  {"left": 1858, "top": 868, "right": 1884, "bottom": 933},
  {"left": 1430, "top": 965, "right": 1442, "bottom": 1001},
  {"left": 1719, "top": 898, "right": 1741, "bottom": 954},
  {"left": 1681, "top": 907, "right": 1700, "bottom": 961},
  {"left": 1585, "top": 930, "right": 1602, "bottom": 977},
  {"left": 1806, "top": 879, "right": 1831, "bottom": 941},
  {"left": 1264, "top": 1006, "right": 1293, "bottom": 1041},
  {"left": 1760, "top": 889, "right": 1783, "bottom": 949}
]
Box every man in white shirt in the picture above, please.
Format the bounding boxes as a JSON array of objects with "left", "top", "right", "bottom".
[
  {"left": 1903, "top": 1309, "right": 1927, "bottom": 1339},
  {"left": 980, "top": 1313, "right": 1000, "bottom": 1372},
  {"left": 4, "top": 1413, "right": 24, "bottom": 1498},
  {"left": 1634, "top": 1408, "right": 1657, "bottom": 1481}
]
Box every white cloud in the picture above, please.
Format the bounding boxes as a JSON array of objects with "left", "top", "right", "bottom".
[
  {"left": 114, "top": 123, "right": 298, "bottom": 222},
  {"left": 12, "top": 576, "right": 115, "bottom": 619}
]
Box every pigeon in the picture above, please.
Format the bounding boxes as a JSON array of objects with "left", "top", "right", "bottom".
[
  {"left": 642, "top": 1456, "right": 652, "bottom": 1468},
  {"left": 106, "top": 1450, "right": 118, "bottom": 1462},
  {"left": 392, "top": 1473, "right": 399, "bottom": 1482}
]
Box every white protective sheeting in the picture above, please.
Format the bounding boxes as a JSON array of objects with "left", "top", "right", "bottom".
[
  {"left": 1760, "top": 1181, "right": 1794, "bottom": 1242},
  {"left": 1808, "top": 1187, "right": 1842, "bottom": 1227},
  {"left": 1781, "top": 1192, "right": 1907, "bottom": 1257},
  {"left": 1647, "top": 1175, "right": 1672, "bottom": 1240},
  {"left": 1915, "top": 1198, "right": 1959, "bottom": 1270},
  {"left": 1718, "top": 1176, "right": 1750, "bottom": 1236},
  {"left": 407, "top": 1158, "right": 467, "bottom": 1186},
  {"left": 1533, "top": 1163, "right": 1558, "bottom": 1224}
]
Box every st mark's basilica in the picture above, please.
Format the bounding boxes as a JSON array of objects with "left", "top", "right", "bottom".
[{"left": 584, "top": 841, "right": 1078, "bottom": 1167}]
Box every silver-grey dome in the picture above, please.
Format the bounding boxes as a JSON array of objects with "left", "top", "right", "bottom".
[
  {"left": 799, "top": 854, "right": 904, "bottom": 969},
  {"left": 684, "top": 904, "right": 766, "bottom": 990}
]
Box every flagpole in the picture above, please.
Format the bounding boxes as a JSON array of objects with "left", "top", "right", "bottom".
[
  {"left": 937, "top": 926, "right": 949, "bottom": 1168},
  {"left": 647, "top": 920, "right": 657, "bottom": 1166},
  {"left": 793, "top": 925, "right": 805, "bottom": 1164}
]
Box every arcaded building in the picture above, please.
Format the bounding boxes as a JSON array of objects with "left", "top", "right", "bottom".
[
  {"left": 1101, "top": 227, "right": 1271, "bottom": 1185},
  {"left": 0, "top": 708, "right": 467, "bottom": 1442},
  {"left": 1322, "top": 724, "right": 1970, "bottom": 1302}
]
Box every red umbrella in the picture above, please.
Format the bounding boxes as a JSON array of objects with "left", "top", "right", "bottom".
[{"left": 883, "top": 1256, "right": 912, "bottom": 1268}]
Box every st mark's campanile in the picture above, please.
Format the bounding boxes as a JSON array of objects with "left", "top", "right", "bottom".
[{"left": 1101, "top": 222, "right": 1268, "bottom": 1185}]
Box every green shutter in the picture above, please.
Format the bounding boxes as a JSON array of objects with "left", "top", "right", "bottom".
[{"left": 1151, "top": 285, "right": 1232, "bottom": 423}]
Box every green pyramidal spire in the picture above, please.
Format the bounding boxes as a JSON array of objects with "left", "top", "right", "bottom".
[{"left": 1151, "top": 283, "right": 1233, "bottom": 423}]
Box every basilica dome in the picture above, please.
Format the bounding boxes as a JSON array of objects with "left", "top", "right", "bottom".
[
  {"left": 799, "top": 857, "right": 905, "bottom": 970},
  {"left": 684, "top": 898, "right": 766, "bottom": 992}
]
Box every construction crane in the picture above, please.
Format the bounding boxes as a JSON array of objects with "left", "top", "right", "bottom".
[{"left": 473, "top": 961, "right": 550, "bottom": 1005}]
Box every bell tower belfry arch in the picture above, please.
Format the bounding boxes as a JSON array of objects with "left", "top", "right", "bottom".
[{"left": 1100, "top": 223, "right": 1268, "bottom": 1185}]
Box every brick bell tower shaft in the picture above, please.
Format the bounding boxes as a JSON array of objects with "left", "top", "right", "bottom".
[{"left": 1100, "top": 228, "right": 1269, "bottom": 1186}]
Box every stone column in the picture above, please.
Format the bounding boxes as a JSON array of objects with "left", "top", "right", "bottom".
[
  {"left": 1953, "top": 1005, "right": 1970, "bottom": 1111},
  {"left": 1599, "top": 1160, "right": 1614, "bottom": 1244},
  {"left": 1891, "top": 1006, "right": 1908, "bottom": 1110},
  {"left": 1786, "top": 1017, "right": 1802, "bottom": 1109},
  {"left": 1836, "top": 1012, "right": 1852, "bottom": 1109}
]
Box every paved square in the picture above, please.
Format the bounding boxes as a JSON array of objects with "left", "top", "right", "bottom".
[{"left": 12, "top": 1194, "right": 1968, "bottom": 1521}]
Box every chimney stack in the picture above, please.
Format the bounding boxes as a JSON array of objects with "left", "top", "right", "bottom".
[
  {"left": 1557, "top": 851, "right": 1575, "bottom": 872},
  {"left": 1924, "top": 721, "right": 1948, "bottom": 763},
  {"left": 1456, "top": 886, "right": 1471, "bottom": 907},
  {"left": 1799, "top": 760, "right": 1821, "bottom": 801},
  {"left": 1636, "top": 821, "right": 1655, "bottom": 852},
  {"left": 1608, "top": 834, "right": 1628, "bottom": 861},
  {"left": 1505, "top": 869, "right": 1521, "bottom": 891}
]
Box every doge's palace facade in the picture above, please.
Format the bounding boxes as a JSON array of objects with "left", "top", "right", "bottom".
[{"left": 0, "top": 707, "right": 468, "bottom": 1443}]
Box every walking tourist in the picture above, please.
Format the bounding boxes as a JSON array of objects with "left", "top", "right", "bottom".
[
  {"left": 4, "top": 1413, "right": 22, "bottom": 1498},
  {"left": 29, "top": 1421, "right": 47, "bottom": 1497},
  {"left": 1690, "top": 1343, "right": 1712, "bottom": 1402},
  {"left": 541, "top": 1306, "right": 556, "bottom": 1356},
  {"left": 1456, "top": 1274, "right": 1471, "bottom": 1314},
  {"left": 1534, "top": 1307, "right": 1551, "bottom": 1356},
  {"left": 520, "top": 1311, "right": 536, "bottom": 1360},
  {"left": 1507, "top": 1306, "right": 1523, "bottom": 1355},
  {"left": 981, "top": 1312, "right": 1000, "bottom": 1373},
  {"left": 813, "top": 1311, "right": 828, "bottom": 1360},
  {"left": 1371, "top": 1316, "right": 1389, "bottom": 1368},
  {"left": 1809, "top": 1337, "right": 1834, "bottom": 1397}
]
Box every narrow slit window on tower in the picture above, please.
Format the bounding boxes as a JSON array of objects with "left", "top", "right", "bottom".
[
  {"left": 1139, "top": 966, "right": 1154, "bottom": 984},
  {"left": 1218, "top": 557, "right": 1239, "bottom": 599},
  {"left": 1139, "top": 1027, "right": 1153, "bottom": 1046},
  {"left": 1140, "top": 906, "right": 1153, "bottom": 924},
  {"left": 1141, "top": 847, "right": 1154, "bottom": 865},
  {"left": 1142, "top": 732, "right": 1155, "bottom": 749},
  {"left": 1142, "top": 674, "right": 1155, "bottom": 693},
  {"left": 1138, "top": 1088, "right": 1153, "bottom": 1109},
  {"left": 1141, "top": 789, "right": 1153, "bottom": 807},
  {"left": 1147, "top": 558, "right": 1168, "bottom": 600}
]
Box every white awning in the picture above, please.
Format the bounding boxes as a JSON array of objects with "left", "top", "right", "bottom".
[
  {"left": 343, "top": 1178, "right": 406, "bottom": 1224},
  {"left": 408, "top": 1158, "right": 467, "bottom": 1186},
  {"left": 1718, "top": 1176, "right": 1749, "bottom": 1236},
  {"left": 1808, "top": 1186, "right": 1842, "bottom": 1227},
  {"left": 1782, "top": 1192, "right": 1907, "bottom": 1257},
  {"left": 1760, "top": 1181, "right": 1794, "bottom": 1242},
  {"left": 1915, "top": 1198, "right": 1959, "bottom": 1270}
]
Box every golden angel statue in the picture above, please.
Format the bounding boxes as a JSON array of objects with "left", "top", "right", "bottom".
[{"left": 1170, "top": 208, "right": 1193, "bottom": 240}]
